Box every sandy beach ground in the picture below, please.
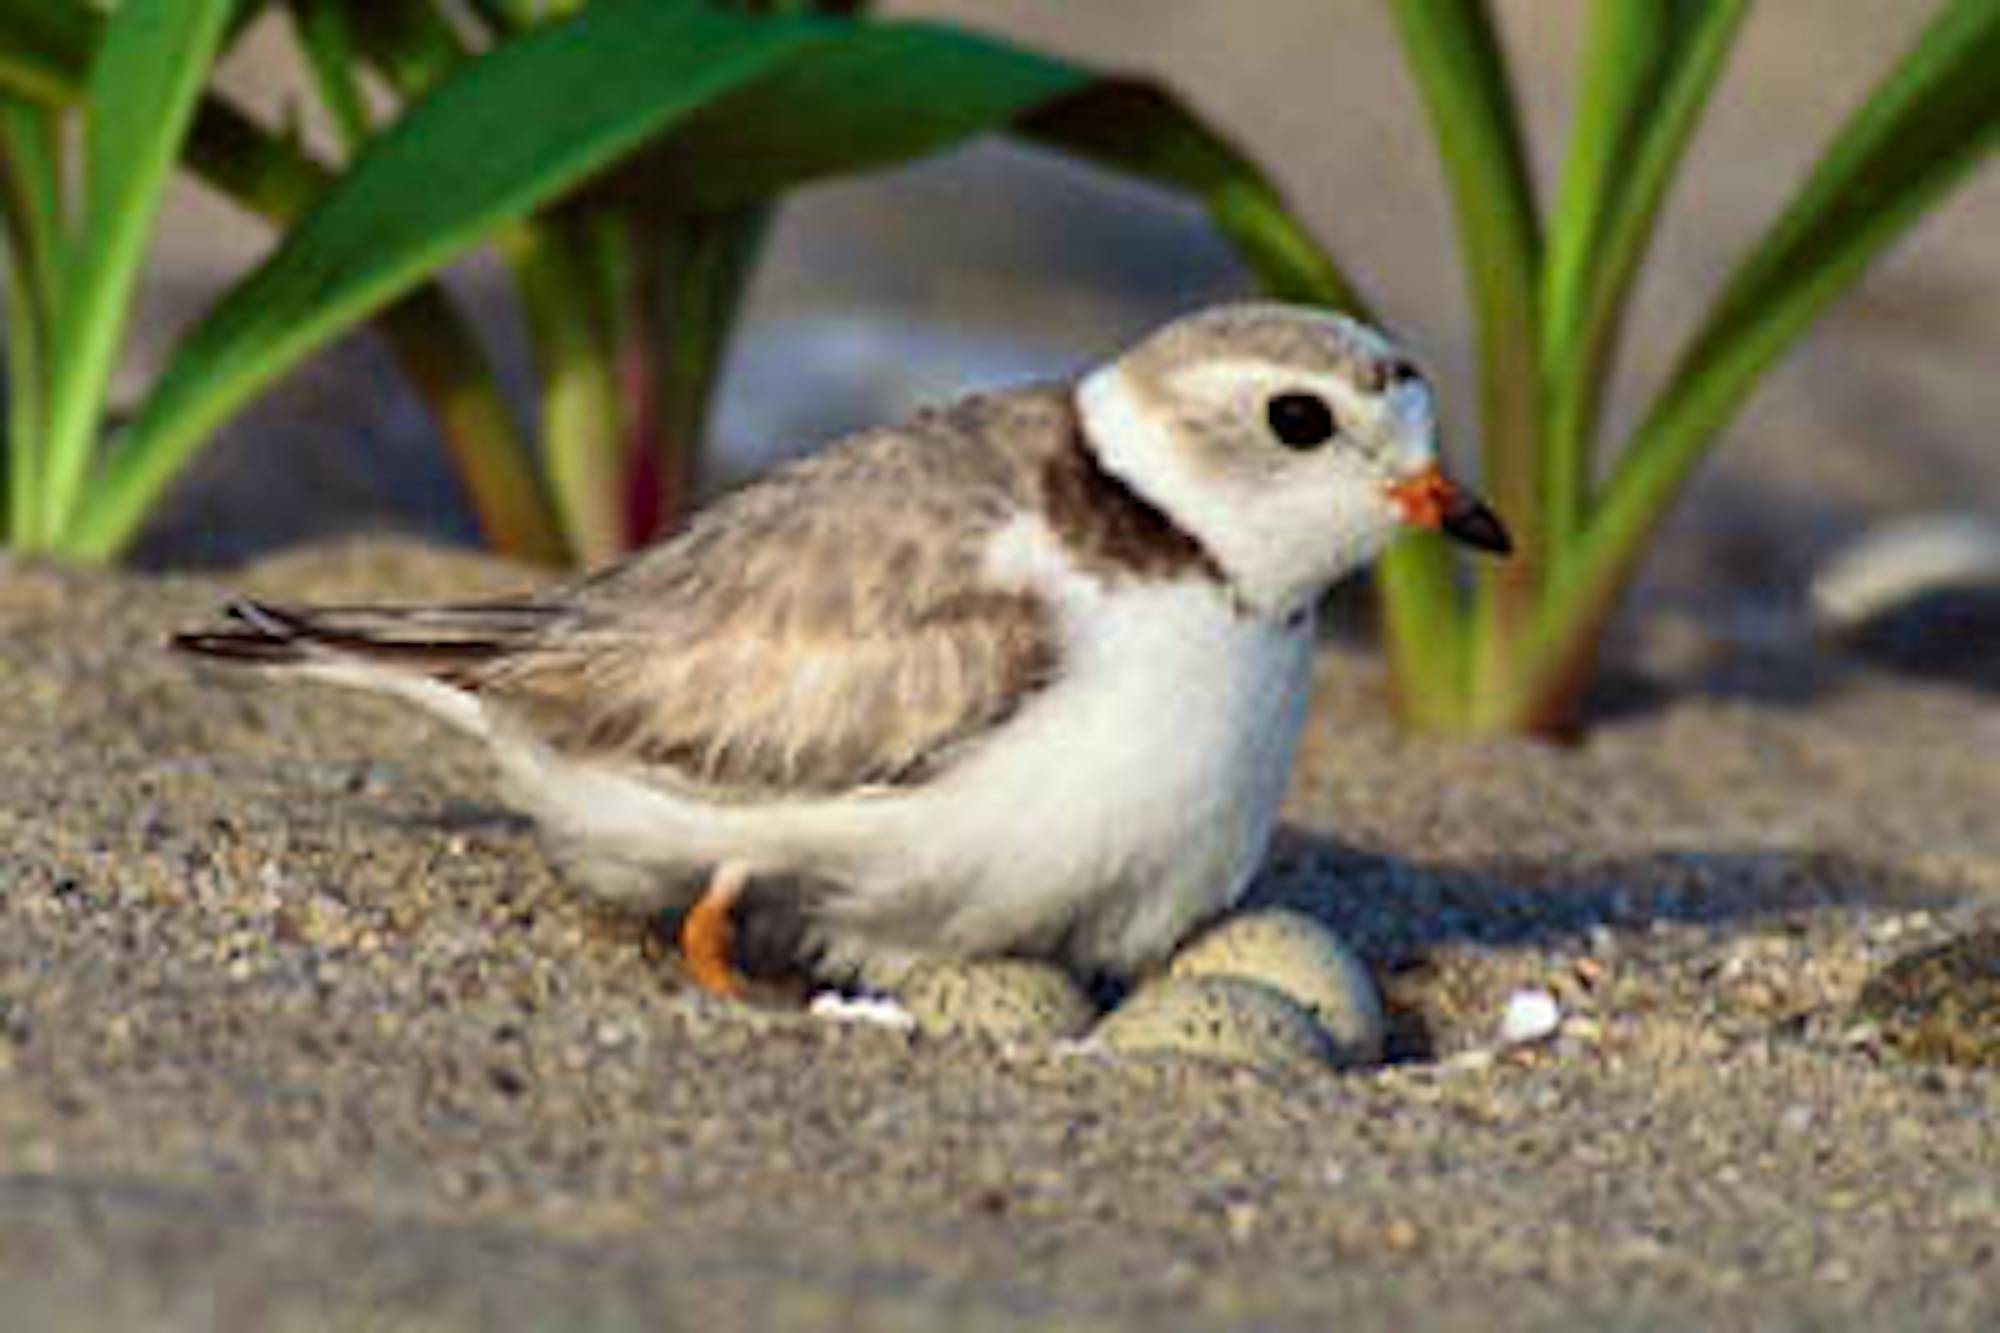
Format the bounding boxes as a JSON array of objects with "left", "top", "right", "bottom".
[
  {"left": 1, "top": 541, "right": 1994, "bottom": 1330},
  {"left": 4, "top": 2, "right": 1996, "bottom": 1328}
]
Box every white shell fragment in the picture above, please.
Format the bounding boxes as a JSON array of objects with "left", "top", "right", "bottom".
[
  {"left": 1498, "top": 988, "right": 1563, "bottom": 1046},
  {"left": 1167, "top": 908, "right": 1386, "bottom": 1063},
  {"left": 895, "top": 958, "right": 1099, "bottom": 1041},
  {"left": 1091, "top": 975, "right": 1336, "bottom": 1072},
  {"left": 808, "top": 992, "right": 918, "bottom": 1031}
]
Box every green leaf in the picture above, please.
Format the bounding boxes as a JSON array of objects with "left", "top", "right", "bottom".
[
  {"left": 69, "top": 0, "right": 831, "bottom": 556},
  {"left": 584, "top": 20, "right": 1085, "bottom": 214},
  {"left": 1, "top": 99, "right": 62, "bottom": 538},
  {"left": 1539, "top": 0, "right": 1747, "bottom": 554},
  {"left": 1384, "top": 0, "right": 1544, "bottom": 716},
  {"left": 1533, "top": 0, "right": 2000, "bottom": 730},
  {"left": 63, "top": 0, "right": 1361, "bottom": 559},
  {"left": 1666, "top": 0, "right": 2000, "bottom": 402},
  {"left": 34, "top": 0, "right": 234, "bottom": 543},
  {"left": 70, "top": 5, "right": 1121, "bottom": 557}
]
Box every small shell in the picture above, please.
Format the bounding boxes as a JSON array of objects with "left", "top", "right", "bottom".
[
  {"left": 1092, "top": 975, "right": 1335, "bottom": 1072},
  {"left": 1498, "top": 988, "right": 1563, "bottom": 1046},
  {"left": 807, "top": 992, "right": 918, "bottom": 1031},
  {"left": 1168, "top": 909, "right": 1385, "bottom": 1064},
  {"left": 896, "top": 958, "right": 1098, "bottom": 1042}
]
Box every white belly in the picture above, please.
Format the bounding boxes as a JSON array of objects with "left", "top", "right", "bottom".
[{"left": 822, "top": 576, "right": 1313, "bottom": 971}]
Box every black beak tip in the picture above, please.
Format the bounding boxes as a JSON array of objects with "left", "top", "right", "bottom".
[{"left": 1442, "top": 501, "right": 1512, "bottom": 557}]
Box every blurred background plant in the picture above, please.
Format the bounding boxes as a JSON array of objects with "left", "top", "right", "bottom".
[
  {"left": 1364, "top": 0, "right": 1997, "bottom": 736},
  {"left": 0, "top": 0, "right": 1350, "bottom": 570},
  {"left": 0, "top": 0, "right": 1993, "bottom": 740}
]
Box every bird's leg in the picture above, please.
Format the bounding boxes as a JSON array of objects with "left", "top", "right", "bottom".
[{"left": 680, "top": 861, "right": 750, "bottom": 997}]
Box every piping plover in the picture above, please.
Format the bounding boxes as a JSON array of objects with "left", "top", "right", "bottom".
[{"left": 176, "top": 303, "right": 1508, "bottom": 996}]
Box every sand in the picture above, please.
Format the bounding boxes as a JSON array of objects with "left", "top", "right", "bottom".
[{"left": 0, "top": 540, "right": 1993, "bottom": 1331}]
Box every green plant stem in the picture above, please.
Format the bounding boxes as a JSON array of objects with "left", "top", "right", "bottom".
[
  {"left": 1384, "top": 0, "right": 1543, "bottom": 728},
  {"left": 1, "top": 271, "right": 33, "bottom": 534},
  {"left": 507, "top": 216, "right": 625, "bottom": 565},
  {"left": 587, "top": 212, "right": 665, "bottom": 546},
  {"left": 345, "top": 0, "right": 471, "bottom": 96},
  {"left": 1376, "top": 536, "right": 1471, "bottom": 729},
  {"left": 288, "top": 0, "right": 374, "bottom": 153},
  {"left": 35, "top": 0, "right": 233, "bottom": 547},
  {"left": 0, "top": 100, "right": 62, "bottom": 543},
  {"left": 377, "top": 293, "right": 571, "bottom": 564},
  {"left": 1538, "top": 0, "right": 1747, "bottom": 566},
  {"left": 647, "top": 206, "right": 767, "bottom": 540}
]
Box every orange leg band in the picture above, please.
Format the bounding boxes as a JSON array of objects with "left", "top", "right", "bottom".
[{"left": 680, "top": 863, "right": 750, "bottom": 998}]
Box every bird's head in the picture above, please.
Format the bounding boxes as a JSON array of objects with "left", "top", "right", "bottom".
[{"left": 1078, "top": 303, "right": 1509, "bottom": 617}]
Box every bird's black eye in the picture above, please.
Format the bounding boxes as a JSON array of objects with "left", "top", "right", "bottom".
[{"left": 1266, "top": 392, "right": 1336, "bottom": 449}]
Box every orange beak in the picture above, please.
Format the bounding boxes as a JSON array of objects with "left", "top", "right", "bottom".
[{"left": 1386, "top": 465, "right": 1511, "bottom": 555}]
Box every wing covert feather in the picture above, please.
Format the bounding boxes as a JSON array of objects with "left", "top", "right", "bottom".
[{"left": 477, "top": 390, "right": 1076, "bottom": 796}]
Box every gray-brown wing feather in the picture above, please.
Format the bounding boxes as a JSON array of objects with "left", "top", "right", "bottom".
[
  {"left": 173, "top": 385, "right": 1182, "bottom": 797},
  {"left": 470, "top": 390, "right": 1075, "bottom": 795}
]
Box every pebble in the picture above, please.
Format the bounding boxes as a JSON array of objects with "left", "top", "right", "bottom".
[
  {"left": 893, "top": 959, "right": 1097, "bottom": 1042},
  {"left": 1498, "top": 989, "right": 1563, "bottom": 1046},
  {"left": 1381, "top": 1218, "right": 1422, "bottom": 1251},
  {"left": 1855, "top": 930, "right": 1998, "bottom": 1069},
  {"left": 1811, "top": 516, "right": 2000, "bottom": 686},
  {"left": 1091, "top": 975, "right": 1336, "bottom": 1072},
  {"left": 1167, "top": 908, "right": 1385, "bottom": 1063},
  {"left": 1810, "top": 514, "right": 2000, "bottom": 628}
]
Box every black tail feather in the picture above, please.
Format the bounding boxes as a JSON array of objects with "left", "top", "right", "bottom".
[{"left": 171, "top": 597, "right": 551, "bottom": 681}]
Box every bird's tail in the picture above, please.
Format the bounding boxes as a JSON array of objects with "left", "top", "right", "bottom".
[
  {"left": 173, "top": 598, "right": 551, "bottom": 677},
  {"left": 172, "top": 597, "right": 558, "bottom": 732}
]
